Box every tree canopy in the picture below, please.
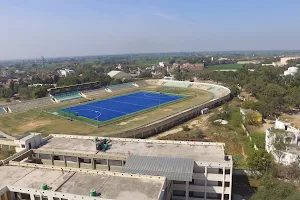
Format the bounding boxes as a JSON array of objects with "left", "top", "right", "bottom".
[{"left": 198, "top": 65, "right": 300, "bottom": 117}]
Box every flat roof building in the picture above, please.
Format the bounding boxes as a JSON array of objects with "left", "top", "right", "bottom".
[
  {"left": 0, "top": 165, "right": 165, "bottom": 200},
  {"left": 3, "top": 133, "right": 233, "bottom": 200}
]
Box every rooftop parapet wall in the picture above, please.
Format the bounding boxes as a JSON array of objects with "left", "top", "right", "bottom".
[{"left": 50, "top": 134, "right": 226, "bottom": 148}]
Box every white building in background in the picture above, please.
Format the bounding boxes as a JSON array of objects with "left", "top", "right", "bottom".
[
  {"left": 266, "top": 119, "right": 300, "bottom": 165},
  {"left": 57, "top": 69, "right": 75, "bottom": 77},
  {"left": 116, "top": 64, "right": 122, "bottom": 70},
  {"left": 159, "top": 62, "right": 165, "bottom": 67},
  {"left": 283, "top": 66, "right": 299, "bottom": 76},
  {"left": 218, "top": 58, "right": 229, "bottom": 61},
  {"left": 107, "top": 70, "right": 132, "bottom": 80},
  {"left": 279, "top": 57, "right": 300, "bottom": 66}
]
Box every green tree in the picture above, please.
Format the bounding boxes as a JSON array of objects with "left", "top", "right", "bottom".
[
  {"left": 246, "top": 149, "right": 272, "bottom": 172},
  {"left": 251, "top": 173, "right": 300, "bottom": 200},
  {"left": 230, "top": 85, "right": 240, "bottom": 97}
]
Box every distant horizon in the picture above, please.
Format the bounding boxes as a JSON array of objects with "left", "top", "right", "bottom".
[
  {"left": 1, "top": 1, "right": 300, "bottom": 61},
  {"left": 1, "top": 49, "right": 300, "bottom": 62}
]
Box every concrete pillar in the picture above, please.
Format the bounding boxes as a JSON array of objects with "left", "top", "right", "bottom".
[
  {"left": 204, "top": 166, "right": 207, "bottom": 199},
  {"left": 91, "top": 158, "right": 95, "bottom": 169},
  {"left": 47, "top": 194, "right": 53, "bottom": 200},
  {"left": 222, "top": 167, "right": 225, "bottom": 200},
  {"left": 229, "top": 167, "right": 232, "bottom": 200},
  {"left": 30, "top": 194, "right": 35, "bottom": 200},
  {"left": 3, "top": 192, "right": 8, "bottom": 200},
  {"left": 107, "top": 159, "right": 110, "bottom": 171},
  {"left": 50, "top": 155, "right": 54, "bottom": 165},
  {"left": 77, "top": 157, "right": 80, "bottom": 168},
  {"left": 185, "top": 181, "right": 189, "bottom": 200},
  {"left": 16, "top": 193, "right": 22, "bottom": 200},
  {"left": 63, "top": 156, "right": 67, "bottom": 167}
]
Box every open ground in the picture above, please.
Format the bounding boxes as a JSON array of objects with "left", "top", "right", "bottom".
[{"left": 0, "top": 86, "right": 213, "bottom": 137}]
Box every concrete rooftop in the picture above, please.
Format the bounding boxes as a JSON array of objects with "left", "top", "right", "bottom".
[
  {"left": 0, "top": 165, "right": 164, "bottom": 200},
  {"left": 37, "top": 136, "right": 229, "bottom": 163}
]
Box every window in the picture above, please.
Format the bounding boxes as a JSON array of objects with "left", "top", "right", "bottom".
[
  {"left": 39, "top": 154, "right": 51, "bottom": 160},
  {"left": 95, "top": 159, "right": 107, "bottom": 165},
  {"left": 34, "top": 195, "right": 41, "bottom": 200},
  {"left": 20, "top": 193, "right": 30, "bottom": 200},
  {"left": 53, "top": 155, "right": 64, "bottom": 161},
  {"left": 78, "top": 158, "right": 91, "bottom": 163},
  {"left": 109, "top": 160, "right": 122, "bottom": 166},
  {"left": 173, "top": 190, "right": 185, "bottom": 197},
  {"left": 42, "top": 196, "right": 48, "bottom": 200},
  {"left": 65, "top": 156, "right": 77, "bottom": 162},
  {"left": 21, "top": 144, "right": 25, "bottom": 148},
  {"left": 173, "top": 181, "right": 185, "bottom": 184},
  {"left": 191, "top": 192, "right": 204, "bottom": 198}
]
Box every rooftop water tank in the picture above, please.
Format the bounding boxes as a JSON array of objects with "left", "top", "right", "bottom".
[
  {"left": 90, "top": 189, "right": 97, "bottom": 197},
  {"left": 41, "top": 184, "right": 48, "bottom": 190}
]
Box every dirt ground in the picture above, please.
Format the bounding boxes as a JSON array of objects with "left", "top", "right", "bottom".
[
  {"left": 246, "top": 119, "right": 274, "bottom": 134},
  {"left": 148, "top": 113, "right": 213, "bottom": 140},
  {"left": 281, "top": 113, "right": 300, "bottom": 128},
  {"left": 18, "top": 120, "right": 52, "bottom": 133}
]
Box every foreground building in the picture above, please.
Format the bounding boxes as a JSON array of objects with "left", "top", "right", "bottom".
[
  {"left": 266, "top": 119, "right": 300, "bottom": 165},
  {"left": 1, "top": 133, "right": 233, "bottom": 200}
]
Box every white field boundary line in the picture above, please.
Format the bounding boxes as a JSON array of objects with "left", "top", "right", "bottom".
[
  {"left": 85, "top": 104, "right": 127, "bottom": 114},
  {"left": 107, "top": 99, "right": 150, "bottom": 108}
]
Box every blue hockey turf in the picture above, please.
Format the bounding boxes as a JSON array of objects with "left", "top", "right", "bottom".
[{"left": 62, "top": 91, "right": 183, "bottom": 122}]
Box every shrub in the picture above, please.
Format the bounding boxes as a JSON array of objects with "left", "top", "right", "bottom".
[{"left": 182, "top": 125, "right": 190, "bottom": 131}]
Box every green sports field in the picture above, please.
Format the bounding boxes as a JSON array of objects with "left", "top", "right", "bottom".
[
  {"left": 0, "top": 86, "right": 213, "bottom": 137},
  {"left": 206, "top": 64, "right": 243, "bottom": 70}
]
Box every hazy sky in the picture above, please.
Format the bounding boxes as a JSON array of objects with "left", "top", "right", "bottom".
[{"left": 1, "top": 0, "right": 300, "bottom": 60}]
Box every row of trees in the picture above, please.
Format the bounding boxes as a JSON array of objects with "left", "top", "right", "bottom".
[{"left": 198, "top": 66, "right": 300, "bottom": 117}]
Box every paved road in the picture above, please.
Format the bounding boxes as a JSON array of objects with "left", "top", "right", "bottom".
[{"left": 0, "top": 130, "right": 15, "bottom": 140}]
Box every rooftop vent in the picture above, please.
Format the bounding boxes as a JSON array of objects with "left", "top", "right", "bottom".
[{"left": 224, "top": 155, "right": 230, "bottom": 161}]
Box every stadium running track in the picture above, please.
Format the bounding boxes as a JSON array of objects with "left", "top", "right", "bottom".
[{"left": 62, "top": 91, "right": 183, "bottom": 122}]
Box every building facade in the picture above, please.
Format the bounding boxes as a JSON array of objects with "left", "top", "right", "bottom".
[
  {"left": 265, "top": 119, "right": 300, "bottom": 165},
  {"left": 2, "top": 133, "right": 233, "bottom": 200}
]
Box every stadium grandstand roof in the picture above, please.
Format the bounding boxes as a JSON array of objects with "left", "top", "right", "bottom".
[
  {"left": 107, "top": 70, "right": 132, "bottom": 79},
  {"left": 47, "top": 81, "right": 105, "bottom": 92}
]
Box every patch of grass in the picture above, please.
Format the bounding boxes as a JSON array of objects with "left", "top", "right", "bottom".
[
  {"left": 0, "top": 149, "right": 15, "bottom": 160},
  {"left": 206, "top": 64, "right": 243, "bottom": 70},
  {"left": 160, "top": 128, "right": 208, "bottom": 141}
]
